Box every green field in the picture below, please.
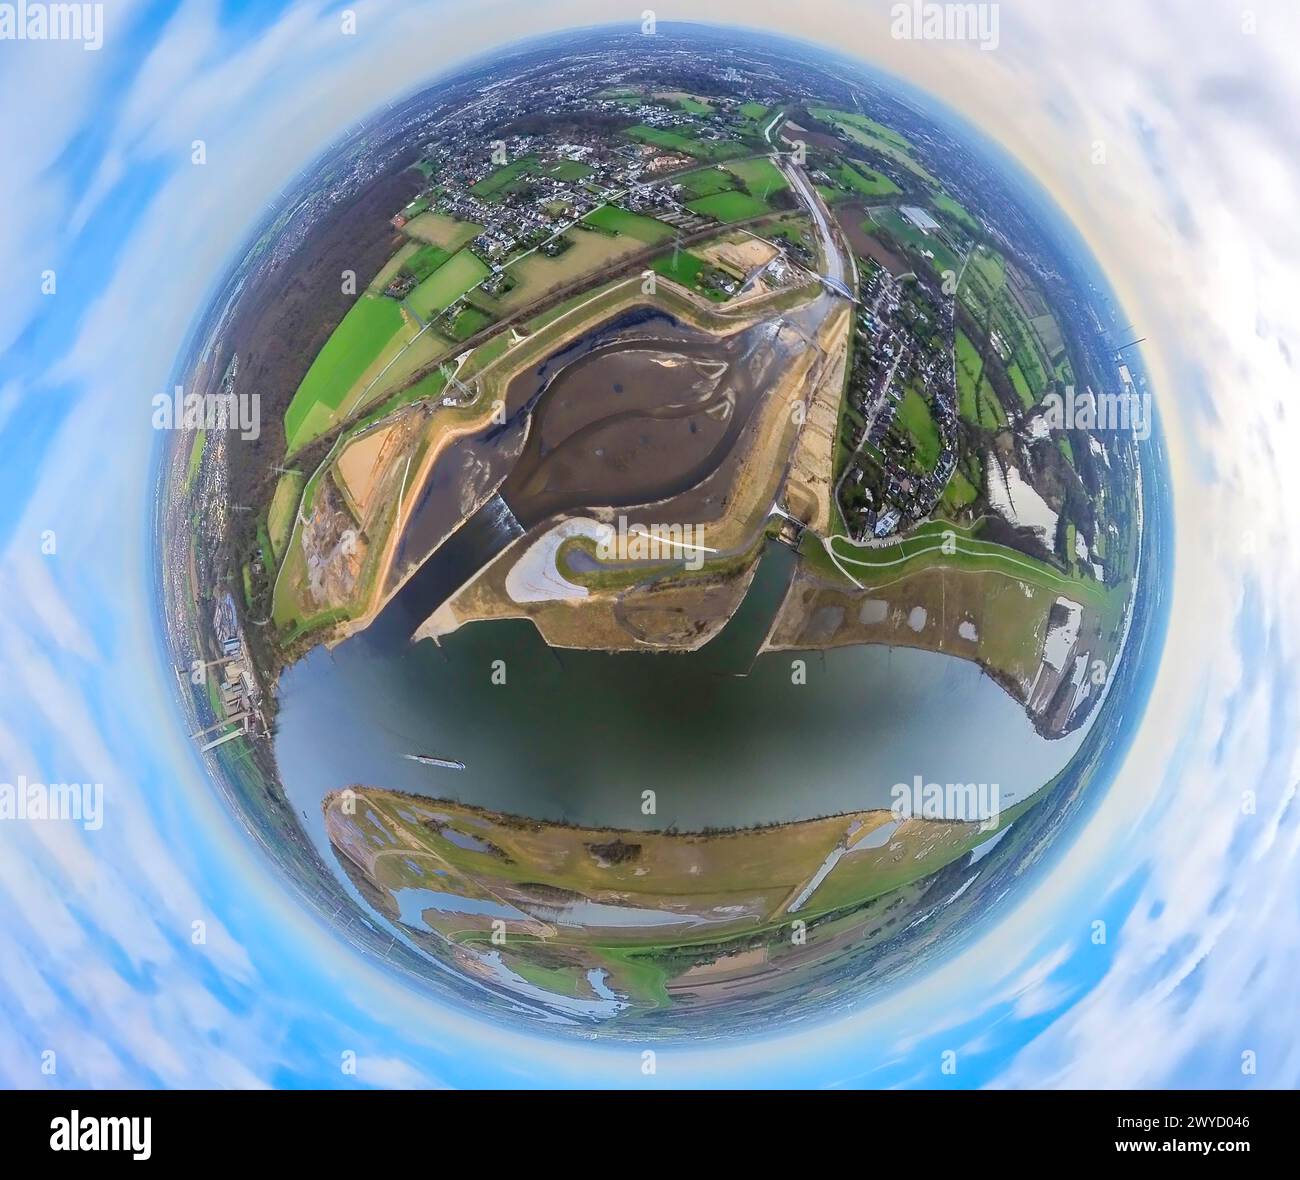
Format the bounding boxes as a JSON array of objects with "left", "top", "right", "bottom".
[
  {"left": 838, "top": 161, "right": 900, "bottom": 197},
  {"left": 403, "top": 212, "right": 483, "bottom": 251},
  {"left": 447, "top": 304, "right": 495, "bottom": 341},
  {"left": 955, "top": 328, "right": 1006, "bottom": 429},
  {"left": 897, "top": 387, "right": 941, "bottom": 469},
  {"left": 651, "top": 250, "right": 727, "bottom": 300},
  {"left": 675, "top": 95, "right": 712, "bottom": 115},
  {"left": 958, "top": 246, "right": 1059, "bottom": 405},
  {"left": 674, "top": 165, "right": 738, "bottom": 198},
  {"left": 406, "top": 249, "right": 491, "bottom": 320},
  {"left": 686, "top": 190, "right": 771, "bottom": 222},
  {"left": 367, "top": 241, "right": 420, "bottom": 293},
  {"left": 827, "top": 519, "right": 1115, "bottom": 612},
  {"left": 626, "top": 124, "right": 746, "bottom": 160},
  {"left": 940, "top": 468, "right": 979, "bottom": 513},
  {"left": 405, "top": 244, "right": 452, "bottom": 282},
  {"left": 966, "top": 245, "right": 1006, "bottom": 290},
  {"left": 267, "top": 470, "right": 305, "bottom": 562},
  {"left": 1007, "top": 360, "right": 1035, "bottom": 409},
  {"left": 876, "top": 208, "right": 961, "bottom": 277},
  {"left": 724, "top": 156, "right": 788, "bottom": 197},
  {"left": 540, "top": 159, "right": 594, "bottom": 181},
  {"left": 284, "top": 295, "right": 410, "bottom": 455},
  {"left": 810, "top": 106, "right": 937, "bottom": 184},
  {"left": 738, "top": 101, "right": 768, "bottom": 120},
  {"left": 183, "top": 429, "right": 205, "bottom": 492},
  {"left": 581, "top": 204, "right": 675, "bottom": 243},
  {"left": 934, "top": 191, "right": 980, "bottom": 234},
  {"left": 470, "top": 156, "right": 539, "bottom": 201}
]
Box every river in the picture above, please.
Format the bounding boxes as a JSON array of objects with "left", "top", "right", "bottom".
[{"left": 275, "top": 529, "right": 1083, "bottom": 862}]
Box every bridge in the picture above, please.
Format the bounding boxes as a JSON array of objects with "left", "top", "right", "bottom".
[{"left": 818, "top": 274, "right": 857, "bottom": 302}]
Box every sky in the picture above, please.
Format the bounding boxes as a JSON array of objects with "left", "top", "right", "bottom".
[{"left": 0, "top": 0, "right": 1297, "bottom": 1088}]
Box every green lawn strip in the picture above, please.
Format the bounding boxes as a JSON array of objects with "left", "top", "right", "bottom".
[
  {"left": 267, "top": 471, "right": 305, "bottom": 562},
  {"left": 828, "top": 520, "right": 1112, "bottom": 610}
]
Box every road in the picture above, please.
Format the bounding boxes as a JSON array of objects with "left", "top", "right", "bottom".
[{"left": 775, "top": 150, "right": 849, "bottom": 288}]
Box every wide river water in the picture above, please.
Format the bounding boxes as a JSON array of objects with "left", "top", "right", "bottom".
[{"left": 275, "top": 511, "right": 1085, "bottom": 861}]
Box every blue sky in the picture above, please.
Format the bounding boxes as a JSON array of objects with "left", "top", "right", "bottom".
[{"left": 1, "top": 0, "right": 1298, "bottom": 1088}]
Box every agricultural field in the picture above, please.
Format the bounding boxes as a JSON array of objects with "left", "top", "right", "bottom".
[
  {"left": 446, "top": 304, "right": 495, "bottom": 341},
  {"left": 940, "top": 468, "right": 979, "bottom": 514},
  {"left": 626, "top": 124, "right": 746, "bottom": 160},
  {"left": 496, "top": 239, "right": 642, "bottom": 312},
  {"left": 873, "top": 207, "right": 962, "bottom": 277},
  {"left": 403, "top": 211, "right": 483, "bottom": 251},
  {"left": 283, "top": 294, "right": 415, "bottom": 456},
  {"left": 470, "top": 156, "right": 540, "bottom": 201},
  {"left": 674, "top": 165, "right": 738, "bottom": 199},
  {"left": 266, "top": 470, "right": 305, "bottom": 561},
  {"left": 809, "top": 106, "right": 938, "bottom": 184},
  {"left": 404, "top": 244, "right": 453, "bottom": 282},
  {"left": 897, "top": 386, "right": 941, "bottom": 469},
  {"left": 934, "top": 191, "right": 980, "bottom": 234},
  {"left": 405, "top": 249, "right": 491, "bottom": 320},
  {"left": 581, "top": 204, "right": 675, "bottom": 243},
  {"left": 956, "top": 243, "right": 1070, "bottom": 414},
  {"left": 183, "top": 429, "right": 205, "bottom": 492},
  {"left": 838, "top": 161, "right": 900, "bottom": 198},
  {"left": 724, "top": 156, "right": 788, "bottom": 198},
  {"left": 686, "top": 190, "right": 771, "bottom": 222},
  {"left": 651, "top": 250, "right": 728, "bottom": 300},
  {"left": 955, "top": 328, "right": 1006, "bottom": 429},
  {"left": 670, "top": 94, "right": 713, "bottom": 114},
  {"left": 367, "top": 241, "right": 420, "bottom": 293}
]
